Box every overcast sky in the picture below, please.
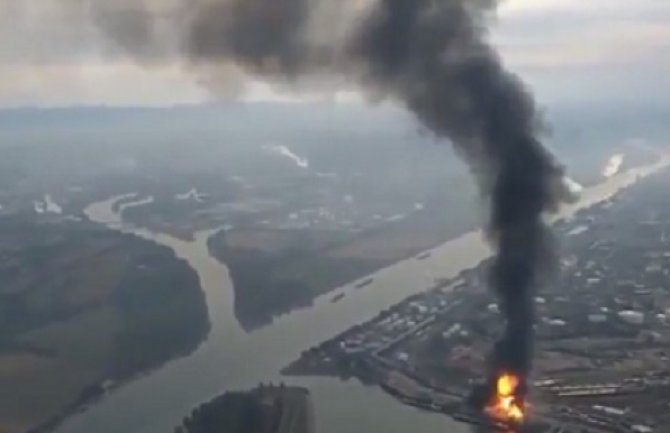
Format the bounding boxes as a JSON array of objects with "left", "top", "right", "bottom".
[{"left": 0, "top": 0, "right": 668, "bottom": 107}]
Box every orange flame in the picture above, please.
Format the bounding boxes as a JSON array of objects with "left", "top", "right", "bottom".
[{"left": 486, "top": 373, "right": 525, "bottom": 424}]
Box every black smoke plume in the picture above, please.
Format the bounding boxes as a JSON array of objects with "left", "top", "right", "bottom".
[
  {"left": 349, "top": 0, "right": 562, "bottom": 409},
  {"left": 85, "top": 0, "right": 564, "bottom": 411}
]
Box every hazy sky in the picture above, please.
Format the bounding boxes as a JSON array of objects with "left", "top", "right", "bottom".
[{"left": 0, "top": 0, "right": 668, "bottom": 107}]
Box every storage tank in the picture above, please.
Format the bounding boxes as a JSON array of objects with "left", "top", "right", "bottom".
[{"left": 618, "top": 310, "right": 644, "bottom": 325}]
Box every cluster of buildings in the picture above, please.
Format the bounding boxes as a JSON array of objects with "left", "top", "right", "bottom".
[{"left": 336, "top": 288, "right": 460, "bottom": 358}]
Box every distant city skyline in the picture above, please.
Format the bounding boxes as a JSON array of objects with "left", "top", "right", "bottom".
[{"left": 0, "top": 0, "right": 668, "bottom": 107}]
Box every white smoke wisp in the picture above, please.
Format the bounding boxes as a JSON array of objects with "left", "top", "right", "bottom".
[
  {"left": 563, "top": 176, "right": 583, "bottom": 195},
  {"left": 176, "top": 188, "right": 205, "bottom": 202},
  {"left": 264, "top": 144, "right": 310, "bottom": 169},
  {"left": 33, "top": 202, "right": 45, "bottom": 214},
  {"left": 34, "top": 195, "right": 63, "bottom": 215},
  {"left": 44, "top": 195, "right": 63, "bottom": 214},
  {"left": 603, "top": 154, "right": 625, "bottom": 178}
]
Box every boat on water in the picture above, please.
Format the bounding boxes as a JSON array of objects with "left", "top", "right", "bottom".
[{"left": 354, "top": 277, "right": 374, "bottom": 289}]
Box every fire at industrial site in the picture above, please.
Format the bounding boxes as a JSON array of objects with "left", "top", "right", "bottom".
[{"left": 486, "top": 373, "right": 526, "bottom": 428}]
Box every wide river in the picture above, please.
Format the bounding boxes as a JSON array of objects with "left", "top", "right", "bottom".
[{"left": 54, "top": 154, "right": 669, "bottom": 433}]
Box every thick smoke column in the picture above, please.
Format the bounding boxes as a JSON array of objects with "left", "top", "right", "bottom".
[
  {"left": 349, "top": 0, "right": 562, "bottom": 404},
  {"left": 86, "top": 0, "right": 564, "bottom": 410}
]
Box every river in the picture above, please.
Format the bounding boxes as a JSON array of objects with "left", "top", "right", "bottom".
[{"left": 53, "top": 153, "right": 669, "bottom": 433}]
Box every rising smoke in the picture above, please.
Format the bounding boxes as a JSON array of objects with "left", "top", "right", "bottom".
[
  {"left": 84, "top": 0, "right": 565, "bottom": 410},
  {"left": 348, "top": 0, "right": 563, "bottom": 405}
]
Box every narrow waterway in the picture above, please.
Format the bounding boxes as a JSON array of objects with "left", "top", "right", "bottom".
[{"left": 53, "top": 153, "right": 669, "bottom": 433}]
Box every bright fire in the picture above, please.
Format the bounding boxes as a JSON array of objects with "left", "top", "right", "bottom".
[{"left": 486, "top": 373, "right": 525, "bottom": 424}]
